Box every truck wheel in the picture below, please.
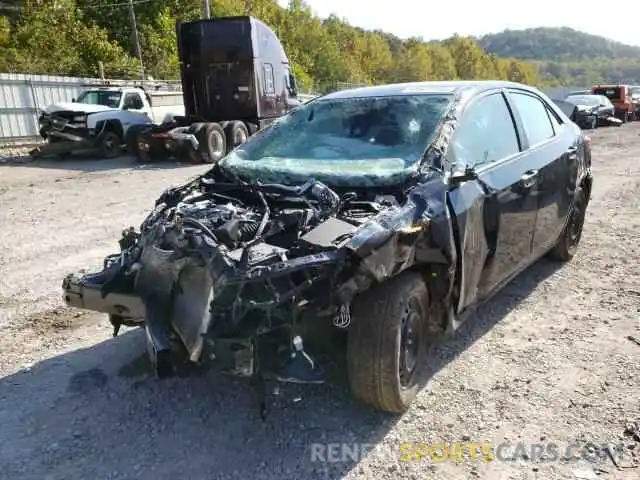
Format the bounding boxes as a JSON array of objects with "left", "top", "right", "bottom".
[
  {"left": 125, "top": 125, "right": 147, "bottom": 155},
  {"left": 347, "top": 271, "right": 432, "bottom": 413},
  {"left": 98, "top": 130, "right": 122, "bottom": 159},
  {"left": 224, "top": 121, "right": 249, "bottom": 152},
  {"left": 135, "top": 132, "right": 153, "bottom": 163},
  {"left": 195, "top": 122, "right": 226, "bottom": 163}
]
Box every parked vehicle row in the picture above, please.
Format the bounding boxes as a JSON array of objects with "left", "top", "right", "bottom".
[
  {"left": 553, "top": 94, "right": 621, "bottom": 129},
  {"left": 33, "top": 16, "right": 311, "bottom": 164},
  {"left": 62, "top": 79, "right": 593, "bottom": 415},
  {"left": 553, "top": 83, "right": 640, "bottom": 130}
]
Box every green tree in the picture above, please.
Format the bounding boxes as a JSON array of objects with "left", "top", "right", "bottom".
[
  {"left": 392, "top": 39, "right": 433, "bottom": 82},
  {"left": 0, "top": 0, "right": 557, "bottom": 88}
]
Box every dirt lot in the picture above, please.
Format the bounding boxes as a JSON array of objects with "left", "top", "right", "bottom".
[{"left": 0, "top": 126, "right": 639, "bottom": 480}]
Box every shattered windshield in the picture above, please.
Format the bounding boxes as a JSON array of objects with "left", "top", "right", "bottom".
[
  {"left": 219, "top": 94, "right": 453, "bottom": 187},
  {"left": 76, "top": 90, "right": 122, "bottom": 108}
]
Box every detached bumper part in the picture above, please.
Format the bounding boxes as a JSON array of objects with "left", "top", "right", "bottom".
[{"left": 62, "top": 273, "right": 145, "bottom": 319}]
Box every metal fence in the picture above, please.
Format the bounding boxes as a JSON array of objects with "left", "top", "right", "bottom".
[
  {"left": 542, "top": 86, "right": 590, "bottom": 99},
  {"left": 0, "top": 73, "right": 181, "bottom": 144}
]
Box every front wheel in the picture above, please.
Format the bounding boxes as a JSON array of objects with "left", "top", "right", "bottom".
[
  {"left": 547, "top": 188, "right": 587, "bottom": 262},
  {"left": 98, "top": 131, "right": 122, "bottom": 159},
  {"left": 347, "top": 272, "right": 433, "bottom": 413}
]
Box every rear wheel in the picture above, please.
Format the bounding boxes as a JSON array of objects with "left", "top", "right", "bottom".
[
  {"left": 224, "top": 121, "right": 249, "bottom": 152},
  {"left": 547, "top": 188, "right": 587, "bottom": 262},
  {"left": 195, "top": 122, "right": 226, "bottom": 163},
  {"left": 347, "top": 272, "right": 433, "bottom": 413},
  {"left": 125, "top": 125, "right": 148, "bottom": 156},
  {"left": 134, "top": 132, "right": 154, "bottom": 163}
]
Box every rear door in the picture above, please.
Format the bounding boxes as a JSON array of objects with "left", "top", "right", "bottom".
[
  {"left": 506, "top": 89, "right": 577, "bottom": 257},
  {"left": 446, "top": 90, "right": 539, "bottom": 311}
]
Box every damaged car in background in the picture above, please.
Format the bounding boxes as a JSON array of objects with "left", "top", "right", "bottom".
[
  {"left": 563, "top": 94, "right": 621, "bottom": 128},
  {"left": 62, "top": 81, "right": 593, "bottom": 415}
]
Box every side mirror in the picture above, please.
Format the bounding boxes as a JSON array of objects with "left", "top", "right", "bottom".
[
  {"left": 71, "top": 98, "right": 76, "bottom": 102},
  {"left": 289, "top": 73, "right": 298, "bottom": 97}
]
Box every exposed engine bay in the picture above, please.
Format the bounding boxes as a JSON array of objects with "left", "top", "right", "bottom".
[{"left": 62, "top": 165, "right": 454, "bottom": 417}]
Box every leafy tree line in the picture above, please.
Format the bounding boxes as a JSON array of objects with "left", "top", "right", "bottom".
[{"left": 0, "top": 0, "right": 542, "bottom": 92}]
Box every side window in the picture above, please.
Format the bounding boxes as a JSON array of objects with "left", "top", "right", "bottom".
[
  {"left": 263, "top": 63, "right": 275, "bottom": 95},
  {"left": 123, "top": 93, "right": 143, "bottom": 110},
  {"left": 450, "top": 93, "right": 520, "bottom": 168},
  {"left": 510, "top": 92, "right": 556, "bottom": 146},
  {"left": 547, "top": 107, "right": 561, "bottom": 134}
]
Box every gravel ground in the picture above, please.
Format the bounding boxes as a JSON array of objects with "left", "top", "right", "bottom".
[{"left": 0, "top": 127, "right": 638, "bottom": 480}]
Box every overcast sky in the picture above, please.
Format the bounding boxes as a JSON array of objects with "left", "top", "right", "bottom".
[{"left": 276, "top": 0, "right": 640, "bottom": 47}]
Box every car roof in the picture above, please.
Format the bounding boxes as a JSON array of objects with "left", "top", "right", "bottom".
[{"left": 320, "top": 81, "right": 542, "bottom": 101}]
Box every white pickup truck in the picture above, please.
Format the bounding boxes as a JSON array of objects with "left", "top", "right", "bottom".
[{"left": 36, "top": 86, "right": 185, "bottom": 158}]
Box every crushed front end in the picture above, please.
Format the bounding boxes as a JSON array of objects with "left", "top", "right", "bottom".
[{"left": 63, "top": 169, "right": 411, "bottom": 386}]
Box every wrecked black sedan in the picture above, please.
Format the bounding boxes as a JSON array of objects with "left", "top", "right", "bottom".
[{"left": 62, "top": 81, "right": 593, "bottom": 414}]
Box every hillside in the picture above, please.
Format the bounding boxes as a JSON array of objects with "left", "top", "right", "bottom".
[{"left": 477, "top": 27, "right": 640, "bottom": 61}]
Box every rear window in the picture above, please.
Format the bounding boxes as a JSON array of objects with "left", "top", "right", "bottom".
[{"left": 593, "top": 87, "right": 622, "bottom": 101}]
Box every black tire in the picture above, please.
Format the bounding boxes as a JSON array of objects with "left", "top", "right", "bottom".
[
  {"left": 125, "top": 125, "right": 148, "bottom": 155},
  {"left": 194, "top": 122, "right": 226, "bottom": 164},
  {"left": 224, "top": 121, "right": 249, "bottom": 152},
  {"left": 134, "top": 132, "right": 154, "bottom": 163},
  {"left": 347, "top": 271, "right": 432, "bottom": 413},
  {"left": 98, "top": 130, "right": 122, "bottom": 159},
  {"left": 547, "top": 188, "right": 587, "bottom": 262},
  {"left": 620, "top": 111, "right": 628, "bottom": 123}
]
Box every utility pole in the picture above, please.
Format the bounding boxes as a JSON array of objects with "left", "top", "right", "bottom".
[
  {"left": 203, "top": 0, "right": 211, "bottom": 18},
  {"left": 128, "top": 0, "right": 145, "bottom": 80}
]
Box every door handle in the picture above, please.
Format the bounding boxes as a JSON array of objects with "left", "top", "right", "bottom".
[
  {"left": 567, "top": 145, "right": 578, "bottom": 160},
  {"left": 519, "top": 170, "right": 538, "bottom": 189}
]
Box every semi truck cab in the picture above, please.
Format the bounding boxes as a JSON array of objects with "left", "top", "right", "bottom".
[{"left": 135, "top": 16, "right": 302, "bottom": 164}]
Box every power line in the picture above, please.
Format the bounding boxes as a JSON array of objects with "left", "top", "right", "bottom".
[{"left": 82, "top": 0, "right": 160, "bottom": 10}]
